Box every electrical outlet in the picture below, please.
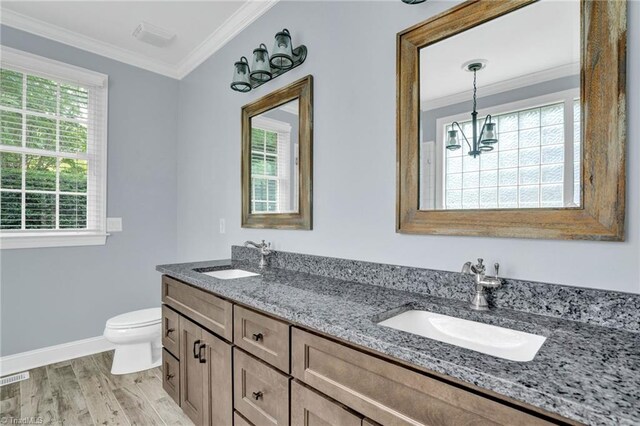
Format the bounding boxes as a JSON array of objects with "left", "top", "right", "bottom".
[
  {"left": 107, "top": 217, "right": 123, "bottom": 232},
  {"left": 219, "top": 218, "right": 226, "bottom": 234}
]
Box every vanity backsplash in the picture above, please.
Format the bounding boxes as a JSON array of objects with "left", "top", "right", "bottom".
[{"left": 232, "top": 245, "right": 640, "bottom": 333}]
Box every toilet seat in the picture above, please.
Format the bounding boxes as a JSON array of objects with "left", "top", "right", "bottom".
[{"left": 106, "top": 307, "right": 161, "bottom": 330}]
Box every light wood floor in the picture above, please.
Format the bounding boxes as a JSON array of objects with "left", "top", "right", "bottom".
[{"left": 0, "top": 351, "right": 193, "bottom": 425}]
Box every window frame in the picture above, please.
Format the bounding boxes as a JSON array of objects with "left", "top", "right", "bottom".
[
  {"left": 250, "top": 115, "right": 293, "bottom": 214},
  {"left": 433, "top": 89, "right": 580, "bottom": 210},
  {"left": 0, "top": 46, "right": 108, "bottom": 249}
]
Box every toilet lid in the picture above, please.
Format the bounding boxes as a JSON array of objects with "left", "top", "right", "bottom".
[{"left": 106, "top": 307, "right": 161, "bottom": 329}]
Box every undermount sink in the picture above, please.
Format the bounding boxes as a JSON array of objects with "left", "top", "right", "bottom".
[
  {"left": 201, "top": 269, "right": 259, "bottom": 280},
  {"left": 378, "top": 310, "right": 546, "bottom": 362}
]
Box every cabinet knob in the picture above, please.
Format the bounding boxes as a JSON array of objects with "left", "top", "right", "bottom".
[
  {"left": 252, "top": 333, "right": 264, "bottom": 342},
  {"left": 165, "top": 328, "right": 175, "bottom": 336},
  {"left": 252, "top": 391, "right": 263, "bottom": 400},
  {"left": 166, "top": 373, "right": 174, "bottom": 381}
]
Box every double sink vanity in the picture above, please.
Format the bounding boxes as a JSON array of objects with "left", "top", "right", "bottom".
[{"left": 156, "top": 246, "right": 640, "bottom": 426}]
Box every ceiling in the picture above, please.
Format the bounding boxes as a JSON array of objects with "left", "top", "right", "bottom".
[
  {"left": 0, "top": 1, "right": 278, "bottom": 79},
  {"left": 421, "top": 0, "right": 580, "bottom": 109}
]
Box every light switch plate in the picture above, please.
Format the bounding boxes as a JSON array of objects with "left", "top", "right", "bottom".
[
  {"left": 107, "top": 217, "right": 123, "bottom": 232},
  {"left": 219, "top": 218, "right": 226, "bottom": 234}
]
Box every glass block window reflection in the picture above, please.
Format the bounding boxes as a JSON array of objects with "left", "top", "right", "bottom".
[
  {"left": 251, "top": 128, "right": 280, "bottom": 213},
  {"left": 444, "top": 100, "right": 579, "bottom": 209},
  {"left": 573, "top": 99, "right": 581, "bottom": 206}
]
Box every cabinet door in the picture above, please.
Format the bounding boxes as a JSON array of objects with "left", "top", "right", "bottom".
[
  {"left": 179, "top": 316, "right": 205, "bottom": 425},
  {"left": 201, "top": 329, "right": 233, "bottom": 426},
  {"left": 162, "top": 305, "right": 180, "bottom": 357},
  {"left": 291, "top": 381, "right": 361, "bottom": 426},
  {"left": 234, "top": 349, "right": 290, "bottom": 426},
  {"left": 162, "top": 348, "right": 180, "bottom": 405}
]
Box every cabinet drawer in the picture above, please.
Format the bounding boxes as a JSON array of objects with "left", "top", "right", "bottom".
[
  {"left": 292, "top": 328, "right": 552, "bottom": 426},
  {"left": 291, "top": 381, "right": 361, "bottom": 426},
  {"left": 162, "top": 275, "right": 233, "bottom": 341},
  {"left": 234, "top": 305, "right": 290, "bottom": 372},
  {"left": 234, "top": 349, "right": 290, "bottom": 426},
  {"left": 162, "top": 305, "right": 180, "bottom": 357},
  {"left": 235, "top": 412, "right": 254, "bottom": 426},
  {"left": 162, "top": 349, "right": 180, "bottom": 405}
]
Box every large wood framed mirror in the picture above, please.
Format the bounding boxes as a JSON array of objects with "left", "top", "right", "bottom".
[
  {"left": 242, "top": 75, "right": 313, "bottom": 229},
  {"left": 397, "top": 0, "right": 626, "bottom": 240}
]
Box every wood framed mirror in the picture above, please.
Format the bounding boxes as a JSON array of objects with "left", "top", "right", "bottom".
[
  {"left": 242, "top": 75, "right": 313, "bottom": 229},
  {"left": 397, "top": 0, "right": 626, "bottom": 240}
]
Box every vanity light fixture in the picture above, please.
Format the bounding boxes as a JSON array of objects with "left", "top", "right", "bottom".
[
  {"left": 446, "top": 60, "right": 498, "bottom": 158},
  {"left": 230, "top": 29, "right": 307, "bottom": 93},
  {"left": 401, "top": 0, "right": 426, "bottom": 4}
]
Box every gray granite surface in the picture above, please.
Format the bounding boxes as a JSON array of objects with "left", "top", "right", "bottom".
[
  {"left": 157, "top": 258, "right": 640, "bottom": 426},
  {"left": 232, "top": 246, "right": 640, "bottom": 333}
]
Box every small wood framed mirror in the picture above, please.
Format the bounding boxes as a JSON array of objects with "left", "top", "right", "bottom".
[
  {"left": 241, "top": 75, "right": 313, "bottom": 229},
  {"left": 397, "top": 0, "right": 626, "bottom": 240}
]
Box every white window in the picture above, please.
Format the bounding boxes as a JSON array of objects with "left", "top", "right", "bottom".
[
  {"left": 0, "top": 47, "right": 108, "bottom": 249},
  {"left": 436, "top": 89, "right": 580, "bottom": 210},
  {"left": 250, "top": 116, "right": 294, "bottom": 213}
]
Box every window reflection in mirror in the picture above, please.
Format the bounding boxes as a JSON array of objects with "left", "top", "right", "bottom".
[
  {"left": 250, "top": 99, "right": 299, "bottom": 214},
  {"left": 419, "top": 0, "right": 580, "bottom": 211}
]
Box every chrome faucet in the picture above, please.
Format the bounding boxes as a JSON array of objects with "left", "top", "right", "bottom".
[
  {"left": 244, "top": 240, "right": 273, "bottom": 269},
  {"left": 462, "top": 258, "right": 502, "bottom": 311}
]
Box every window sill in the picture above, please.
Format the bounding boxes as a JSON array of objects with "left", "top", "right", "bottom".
[{"left": 0, "top": 232, "right": 109, "bottom": 250}]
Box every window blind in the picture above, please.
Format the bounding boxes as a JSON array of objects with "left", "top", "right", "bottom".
[{"left": 0, "top": 47, "right": 108, "bottom": 244}]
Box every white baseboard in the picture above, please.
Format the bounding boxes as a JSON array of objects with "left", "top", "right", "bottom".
[{"left": 0, "top": 336, "right": 115, "bottom": 377}]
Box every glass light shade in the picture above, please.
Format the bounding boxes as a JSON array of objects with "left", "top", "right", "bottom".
[
  {"left": 446, "top": 130, "right": 461, "bottom": 150},
  {"left": 250, "top": 44, "right": 272, "bottom": 83},
  {"left": 481, "top": 122, "right": 498, "bottom": 144},
  {"left": 270, "top": 29, "right": 294, "bottom": 70},
  {"left": 230, "top": 56, "right": 251, "bottom": 92}
]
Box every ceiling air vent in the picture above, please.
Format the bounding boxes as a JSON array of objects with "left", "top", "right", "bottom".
[{"left": 132, "top": 22, "right": 176, "bottom": 47}]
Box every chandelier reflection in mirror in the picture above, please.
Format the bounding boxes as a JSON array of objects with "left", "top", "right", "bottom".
[
  {"left": 230, "top": 29, "right": 308, "bottom": 93},
  {"left": 446, "top": 60, "right": 498, "bottom": 158}
]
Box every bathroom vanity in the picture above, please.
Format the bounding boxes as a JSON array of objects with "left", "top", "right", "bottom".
[{"left": 157, "top": 248, "right": 640, "bottom": 426}]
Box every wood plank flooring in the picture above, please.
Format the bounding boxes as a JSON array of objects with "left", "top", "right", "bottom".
[{"left": 0, "top": 351, "right": 193, "bottom": 426}]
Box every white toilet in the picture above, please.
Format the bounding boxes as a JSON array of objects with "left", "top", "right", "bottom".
[{"left": 103, "top": 307, "right": 162, "bottom": 375}]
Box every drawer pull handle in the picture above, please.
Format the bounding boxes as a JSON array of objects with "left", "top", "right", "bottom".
[
  {"left": 198, "top": 343, "right": 206, "bottom": 363},
  {"left": 166, "top": 373, "right": 174, "bottom": 380},
  {"left": 252, "top": 391, "right": 263, "bottom": 400},
  {"left": 165, "top": 328, "right": 175, "bottom": 336},
  {"left": 252, "top": 333, "right": 264, "bottom": 342},
  {"left": 193, "top": 340, "right": 201, "bottom": 359}
]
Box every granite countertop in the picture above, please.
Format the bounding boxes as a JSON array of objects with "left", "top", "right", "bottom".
[{"left": 157, "top": 259, "right": 640, "bottom": 426}]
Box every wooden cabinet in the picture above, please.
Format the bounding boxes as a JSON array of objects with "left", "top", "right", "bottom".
[
  {"left": 234, "top": 305, "right": 291, "bottom": 372},
  {"left": 234, "top": 348, "right": 290, "bottom": 426},
  {"left": 162, "top": 305, "right": 180, "bottom": 357},
  {"left": 160, "top": 275, "right": 572, "bottom": 426},
  {"left": 235, "top": 412, "right": 255, "bottom": 426},
  {"left": 291, "top": 381, "right": 362, "bottom": 426},
  {"left": 162, "top": 349, "right": 180, "bottom": 405},
  {"left": 291, "top": 328, "right": 553, "bottom": 426},
  {"left": 179, "top": 316, "right": 232, "bottom": 426},
  {"left": 162, "top": 275, "right": 233, "bottom": 341}
]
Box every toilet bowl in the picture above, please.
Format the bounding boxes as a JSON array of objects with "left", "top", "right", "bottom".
[{"left": 103, "top": 307, "right": 162, "bottom": 375}]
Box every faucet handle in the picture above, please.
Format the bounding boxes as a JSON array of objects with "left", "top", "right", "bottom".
[{"left": 471, "top": 258, "right": 485, "bottom": 275}]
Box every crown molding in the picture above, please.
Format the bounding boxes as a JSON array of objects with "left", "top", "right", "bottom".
[
  {"left": 1, "top": 0, "right": 280, "bottom": 80},
  {"left": 422, "top": 62, "right": 580, "bottom": 111},
  {"left": 0, "top": 8, "right": 179, "bottom": 78},
  {"left": 176, "top": 0, "right": 279, "bottom": 79}
]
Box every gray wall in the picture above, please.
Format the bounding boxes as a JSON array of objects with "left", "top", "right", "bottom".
[
  {"left": 176, "top": 1, "right": 640, "bottom": 294},
  {"left": 0, "top": 26, "right": 179, "bottom": 356}
]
